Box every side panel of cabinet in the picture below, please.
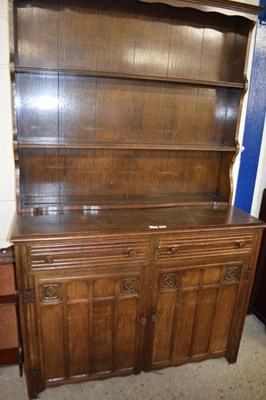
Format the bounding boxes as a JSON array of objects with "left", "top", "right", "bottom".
[
  {"left": 147, "top": 256, "right": 251, "bottom": 370},
  {"left": 34, "top": 266, "right": 148, "bottom": 385}
]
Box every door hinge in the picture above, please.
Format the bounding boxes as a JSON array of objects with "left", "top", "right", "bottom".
[
  {"left": 243, "top": 267, "right": 252, "bottom": 281},
  {"left": 30, "top": 367, "right": 40, "bottom": 379},
  {"left": 23, "top": 287, "right": 35, "bottom": 303}
]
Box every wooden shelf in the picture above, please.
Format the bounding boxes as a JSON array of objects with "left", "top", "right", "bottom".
[
  {"left": 14, "top": 65, "right": 245, "bottom": 89},
  {"left": 21, "top": 194, "right": 228, "bottom": 212},
  {"left": 17, "top": 142, "right": 236, "bottom": 152}
]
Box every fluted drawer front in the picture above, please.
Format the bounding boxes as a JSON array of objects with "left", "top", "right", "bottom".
[
  {"left": 28, "top": 238, "right": 149, "bottom": 270},
  {"left": 157, "top": 230, "right": 255, "bottom": 261}
]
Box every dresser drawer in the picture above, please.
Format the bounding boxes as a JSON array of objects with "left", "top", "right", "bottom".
[
  {"left": 157, "top": 231, "right": 254, "bottom": 262},
  {"left": 27, "top": 238, "right": 149, "bottom": 270}
]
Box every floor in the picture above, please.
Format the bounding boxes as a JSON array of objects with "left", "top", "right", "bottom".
[{"left": 0, "top": 315, "right": 265, "bottom": 400}]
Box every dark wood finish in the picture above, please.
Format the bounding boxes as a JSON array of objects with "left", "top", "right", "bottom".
[
  {"left": 0, "top": 246, "right": 23, "bottom": 374},
  {"left": 10, "top": 0, "right": 264, "bottom": 399},
  {"left": 13, "top": 0, "right": 254, "bottom": 212},
  {"left": 16, "top": 73, "right": 241, "bottom": 146},
  {"left": 148, "top": 256, "right": 249, "bottom": 368},
  {"left": 16, "top": 1, "right": 251, "bottom": 78},
  {"left": 11, "top": 206, "right": 264, "bottom": 239},
  {"left": 36, "top": 268, "right": 146, "bottom": 379},
  {"left": 12, "top": 211, "right": 264, "bottom": 398},
  {"left": 249, "top": 189, "right": 266, "bottom": 327},
  {"left": 139, "top": 0, "right": 262, "bottom": 18},
  {"left": 14, "top": 66, "right": 246, "bottom": 88},
  {"left": 18, "top": 148, "right": 230, "bottom": 209}
]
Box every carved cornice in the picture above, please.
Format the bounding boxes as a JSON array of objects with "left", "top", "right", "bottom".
[{"left": 138, "top": 0, "right": 262, "bottom": 20}]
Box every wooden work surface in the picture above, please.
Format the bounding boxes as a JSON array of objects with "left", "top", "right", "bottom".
[{"left": 11, "top": 206, "right": 264, "bottom": 241}]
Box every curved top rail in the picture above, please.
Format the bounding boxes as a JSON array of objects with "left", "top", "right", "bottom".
[{"left": 138, "top": 0, "right": 262, "bottom": 20}]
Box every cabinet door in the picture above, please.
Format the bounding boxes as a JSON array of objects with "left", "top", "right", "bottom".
[
  {"left": 148, "top": 257, "right": 250, "bottom": 370},
  {"left": 34, "top": 267, "right": 147, "bottom": 384}
]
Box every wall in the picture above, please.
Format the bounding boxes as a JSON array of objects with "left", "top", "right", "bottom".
[
  {"left": 0, "top": 0, "right": 15, "bottom": 248},
  {"left": 250, "top": 5, "right": 266, "bottom": 218},
  {"left": 251, "top": 116, "right": 266, "bottom": 217},
  {"left": 234, "top": 6, "right": 266, "bottom": 217},
  {"left": 233, "top": 0, "right": 260, "bottom": 4}
]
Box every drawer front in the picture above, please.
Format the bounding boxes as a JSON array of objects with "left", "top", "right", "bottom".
[
  {"left": 157, "top": 231, "right": 254, "bottom": 262},
  {"left": 27, "top": 237, "right": 149, "bottom": 270}
]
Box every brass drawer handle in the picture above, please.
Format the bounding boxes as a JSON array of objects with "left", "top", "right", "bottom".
[
  {"left": 44, "top": 255, "right": 54, "bottom": 264},
  {"left": 237, "top": 241, "right": 247, "bottom": 249},
  {"left": 170, "top": 247, "right": 179, "bottom": 255},
  {"left": 129, "top": 249, "right": 137, "bottom": 258}
]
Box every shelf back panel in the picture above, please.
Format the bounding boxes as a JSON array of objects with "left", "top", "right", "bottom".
[
  {"left": 15, "top": 0, "right": 251, "bottom": 83},
  {"left": 16, "top": 73, "right": 241, "bottom": 147},
  {"left": 18, "top": 148, "right": 232, "bottom": 209}
]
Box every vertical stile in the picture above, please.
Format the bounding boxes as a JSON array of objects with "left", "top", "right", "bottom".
[
  {"left": 188, "top": 269, "right": 203, "bottom": 357},
  {"left": 112, "top": 278, "right": 119, "bottom": 373},
  {"left": 168, "top": 271, "right": 182, "bottom": 363},
  {"left": 62, "top": 282, "right": 69, "bottom": 379},
  {"left": 207, "top": 269, "right": 224, "bottom": 354},
  {"left": 88, "top": 280, "right": 93, "bottom": 375}
]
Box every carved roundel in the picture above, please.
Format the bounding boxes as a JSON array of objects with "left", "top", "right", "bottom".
[
  {"left": 121, "top": 278, "right": 138, "bottom": 294},
  {"left": 160, "top": 273, "right": 177, "bottom": 289},
  {"left": 41, "top": 284, "right": 61, "bottom": 302},
  {"left": 224, "top": 266, "right": 241, "bottom": 283}
]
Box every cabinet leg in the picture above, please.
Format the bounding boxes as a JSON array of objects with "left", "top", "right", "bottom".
[
  {"left": 28, "top": 394, "right": 38, "bottom": 400},
  {"left": 24, "top": 369, "right": 45, "bottom": 400},
  {"left": 225, "top": 345, "right": 239, "bottom": 364},
  {"left": 225, "top": 354, "right": 237, "bottom": 364}
]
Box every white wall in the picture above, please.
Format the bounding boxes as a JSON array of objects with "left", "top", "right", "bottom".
[
  {"left": 251, "top": 114, "right": 266, "bottom": 217},
  {"left": 231, "top": 20, "right": 257, "bottom": 206},
  {"left": 232, "top": 0, "right": 260, "bottom": 4},
  {"left": 0, "top": 0, "right": 16, "bottom": 248}
]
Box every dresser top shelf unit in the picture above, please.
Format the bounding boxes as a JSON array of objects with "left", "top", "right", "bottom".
[{"left": 12, "top": 0, "right": 256, "bottom": 213}]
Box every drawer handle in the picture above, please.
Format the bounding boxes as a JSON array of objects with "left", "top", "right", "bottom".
[
  {"left": 44, "top": 255, "right": 54, "bottom": 264},
  {"left": 237, "top": 241, "right": 247, "bottom": 249},
  {"left": 140, "top": 316, "right": 147, "bottom": 325},
  {"left": 129, "top": 249, "right": 137, "bottom": 258},
  {"left": 150, "top": 314, "right": 157, "bottom": 323},
  {"left": 170, "top": 247, "right": 179, "bottom": 255}
]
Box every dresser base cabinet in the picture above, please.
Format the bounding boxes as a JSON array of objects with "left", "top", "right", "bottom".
[{"left": 11, "top": 207, "right": 264, "bottom": 399}]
